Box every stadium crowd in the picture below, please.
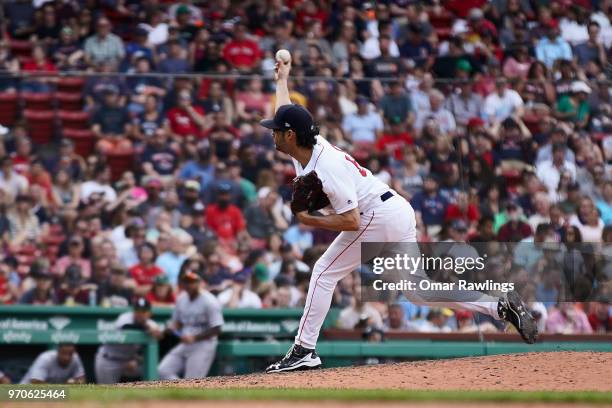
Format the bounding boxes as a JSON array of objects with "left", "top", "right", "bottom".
[{"left": 0, "top": 0, "right": 611, "bottom": 339}]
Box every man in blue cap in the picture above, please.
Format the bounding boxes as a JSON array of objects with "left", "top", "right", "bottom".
[{"left": 204, "top": 180, "right": 247, "bottom": 245}]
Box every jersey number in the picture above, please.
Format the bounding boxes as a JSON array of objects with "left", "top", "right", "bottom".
[{"left": 332, "top": 145, "right": 366, "bottom": 177}]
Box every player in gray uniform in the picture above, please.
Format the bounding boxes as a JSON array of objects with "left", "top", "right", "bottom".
[
  {"left": 158, "top": 271, "right": 224, "bottom": 380},
  {"left": 20, "top": 344, "right": 85, "bottom": 384},
  {"left": 94, "top": 297, "right": 163, "bottom": 384}
]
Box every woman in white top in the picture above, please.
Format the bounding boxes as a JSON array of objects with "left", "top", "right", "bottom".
[
  {"left": 570, "top": 197, "right": 605, "bottom": 242},
  {"left": 8, "top": 194, "right": 42, "bottom": 249}
]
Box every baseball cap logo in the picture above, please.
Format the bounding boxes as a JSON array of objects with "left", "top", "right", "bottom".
[{"left": 285, "top": 122, "right": 291, "bottom": 127}]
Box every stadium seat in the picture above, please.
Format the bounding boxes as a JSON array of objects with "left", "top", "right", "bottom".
[
  {"left": 429, "top": 13, "right": 453, "bottom": 41},
  {"left": 434, "top": 27, "right": 452, "bottom": 40},
  {"left": 42, "top": 229, "right": 64, "bottom": 264},
  {"left": 45, "top": 246, "right": 60, "bottom": 264},
  {"left": 63, "top": 128, "right": 95, "bottom": 157},
  {"left": 16, "top": 254, "right": 35, "bottom": 266},
  {"left": 57, "top": 77, "right": 85, "bottom": 93},
  {"left": 106, "top": 151, "right": 135, "bottom": 181},
  {"left": 429, "top": 12, "right": 453, "bottom": 29},
  {"left": 24, "top": 109, "right": 56, "bottom": 145},
  {"left": 17, "top": 244, "right": 37, "bottom": 256},
  {"left": 197, "top": 79, "right": 212, "bottom": 99},
  {"left": 22, "top": 92, "right": 54, "bottom": 110},
  {"left": 104, "top": 9, "right": 136, "bottom": 41},
  {"left": 42, "top": 234, "right": 65, "bottom": 246},
  {"left": 56, "top": 92, "right": 83, "bottom": 111},
  {"left": 501, "top": 170, "right": 522, "bottom": 193},
  {"left": 9, "top": 39, "right": 32, "bottom": 60},
  {"left": 58, "top": 110, "right": 90, "bottom": 130},
  {"left": 523, "top": 117, "right": 541, "bottom": 135},
  {"left": 0, "top": 92, "right": 19, "bottom": 126},
  {"left": 16, "top": 244, "right": 40, "bottom": 270},
  {"left": 48, "top": 223, "right": 64, "bottom": 236}
]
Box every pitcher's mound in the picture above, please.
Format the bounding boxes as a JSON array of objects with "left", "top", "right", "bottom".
[{"left": 143, "top": 351, "right": 612, "bottom": 392}]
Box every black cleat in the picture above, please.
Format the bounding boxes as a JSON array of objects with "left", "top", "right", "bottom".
[
  {"left": 265, "top": 344, "right": 322, "bottom": 373},
  {"left": 498, "top": 290, "right": 538, "bottom": 344}
]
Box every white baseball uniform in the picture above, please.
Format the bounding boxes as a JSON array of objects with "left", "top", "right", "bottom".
[{"left": 293, "top": 135, "right": 500, "bottom": 349}]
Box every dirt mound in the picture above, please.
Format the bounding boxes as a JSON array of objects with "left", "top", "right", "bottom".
[{"left": 136, "top": 352, "right": 612, "bottom": 392}]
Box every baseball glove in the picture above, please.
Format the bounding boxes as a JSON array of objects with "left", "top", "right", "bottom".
[{"left": 291, "top": 170, "right": 331, "bottom": 214}]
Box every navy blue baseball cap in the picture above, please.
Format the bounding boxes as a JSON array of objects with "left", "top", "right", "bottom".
[
  {"left": 260, "top": 104, "right": 314, "bottom": 134},
  {"left": 217, "top": 180, "right": 233, "bottom": 193}
]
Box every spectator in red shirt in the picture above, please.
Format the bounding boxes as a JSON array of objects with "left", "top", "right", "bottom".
[
  {"left": 27, "top": 160, "right": 54, "bottom": 206},
  {"left": 21, "top": 43, "right": 57, "bottom": 93},
  {"left": 497, "top": 203, "right": 533, "bottom": 242},
  {"left": 166, "top": 90, "right": 207, "bottom": 141},
  {"left": 222, "top": 23, "right": 262, "bottom": 71},
  {"left": 444, "top": 191, "right": 480, "bottom": 231},
  {"left": 467, "top": 118, "right": 496, "bottom": 165},
  {"left": 205, "top": 182, "right": 247, "bottom": 245},
  {"left": 467, "top": 8, "right": 498, "bottom": 39},
  {"left": 0, "top": 262, "right": 17, "bottom": 304},
  {"left": 129, "top": 243, "right": 163, "bottom": 294},
  {"left": 295, "top": 0, "right": 328, "bottom": 35},
  {"left": 146, "top": 274, "right": 176, "bottom": 306},
  {"left": 588, "top": 300, "right": 612, "bottom": 333},
  {"left": 10, "top": 136, "right": 34, "bottom": 176},
  {"left": 445, "top": 0, "right": 486, "bottom": 19},
  {"left": 375, "top": 117, "right": 414, "bottom": 162}
]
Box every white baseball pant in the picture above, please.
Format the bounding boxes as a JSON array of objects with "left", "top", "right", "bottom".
[{"left": 294, "top": 194, "right": 501, "bottom": 349}]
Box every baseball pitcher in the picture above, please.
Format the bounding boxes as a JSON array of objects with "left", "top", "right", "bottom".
[{"left": 261, "top": 55, "right": 538, "bottom": 373}]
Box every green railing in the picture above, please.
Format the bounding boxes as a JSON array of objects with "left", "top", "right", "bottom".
[
  {"left": 0, "top": 328, "right": 159, "bottom": 380},
  {"left": 0, "top": 305, "right": 339, "bottom": 338},
  {"left": 2, "top": 306, "right": 612, "bottom": 380},
  {"left": 0, "top": 305, "right": 337, "bottom": 380}
]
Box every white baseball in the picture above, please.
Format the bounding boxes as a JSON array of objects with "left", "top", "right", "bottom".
[{"left": 275, "top": 49, "right": 291, "bottom": 64}]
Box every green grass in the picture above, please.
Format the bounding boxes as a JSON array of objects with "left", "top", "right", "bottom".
[{"left": 1, "top": 385, "right": 612, "bottom": 405}]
